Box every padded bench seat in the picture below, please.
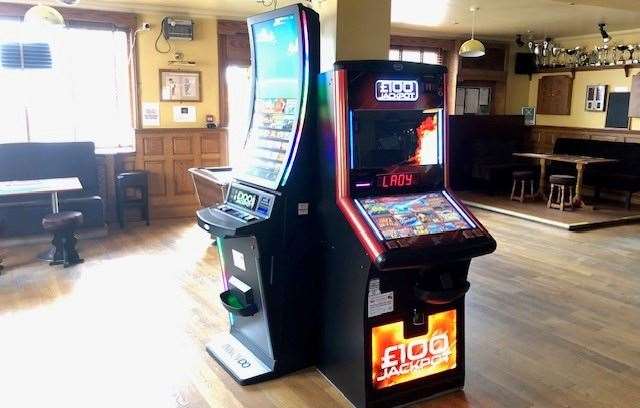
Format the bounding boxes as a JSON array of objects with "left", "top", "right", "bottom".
[
  {"left": 0, "top": 142, "right": 105, "bottom": 236},
  {"left": 551, "top": 138, "right": 640, "bottom": 209}
]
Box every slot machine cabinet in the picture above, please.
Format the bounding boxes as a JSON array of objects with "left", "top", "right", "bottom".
[
  {"left": 316, "top": 61, "right": 496, "bottom": 407},
  {"left": 196, "top": 4, "right": 320, "bottom": 384}
]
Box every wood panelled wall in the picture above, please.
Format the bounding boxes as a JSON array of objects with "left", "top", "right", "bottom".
[
  {"left": 530, "top": 125, "right": 640, "bottom": 152},
  {"left": 135, "top": 128, "right": 228, "bottom": 219}
]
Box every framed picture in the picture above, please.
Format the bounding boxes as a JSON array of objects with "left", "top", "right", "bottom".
[
  {"left": 522, "top": 106, "right": 536, "bottom": 126},
  {"left": 585, "top": 85, "right": 607, "bottom": 111},
  {"left": 160, "top": 70, "right": 201, "bottom": 102}
]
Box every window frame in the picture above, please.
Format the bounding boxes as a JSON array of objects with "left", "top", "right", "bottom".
[
  {"left": 389, "top": 35, "right": 455, "bottom": 66},
  {"left": 0, "top": 3, "right": 140, "bottom": 132}
]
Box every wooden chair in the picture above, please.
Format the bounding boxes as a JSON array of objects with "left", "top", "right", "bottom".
[
  {"left": 510, "top": 170, "right": 535, "bottom": 203},
  {"left": 116, "top": 171, "right": 150, "bottom": 228},
  {"left": 547, "top": 175, "right": 576, "bottom": 211}
]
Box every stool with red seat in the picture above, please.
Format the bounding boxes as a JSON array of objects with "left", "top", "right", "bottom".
[{"left": 42, "top": 211, "right": 84, "bottom": 267}]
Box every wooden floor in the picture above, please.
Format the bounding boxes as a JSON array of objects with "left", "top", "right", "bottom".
[
  {"left": 460, "top": 191, "right": 640, "bottom": 231},
  {"left": 0, "top": 214, "right": 639, "bottom": 408}
]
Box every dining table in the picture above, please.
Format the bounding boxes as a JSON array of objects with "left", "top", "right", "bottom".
[
  {"left": 0, "top": 177, "right": 83, "bottom": 261},
  {"left": 513, "top": 153, "right": 618, "bottom": 208}
]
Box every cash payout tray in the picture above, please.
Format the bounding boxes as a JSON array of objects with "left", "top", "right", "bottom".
[{"left": 220, "top": 276, "right": 258, "bottom": 317}]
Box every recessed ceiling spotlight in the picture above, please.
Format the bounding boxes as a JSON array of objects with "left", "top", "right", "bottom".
[{"left": 57, "top": 0, "right": 80, "bottom": 5}]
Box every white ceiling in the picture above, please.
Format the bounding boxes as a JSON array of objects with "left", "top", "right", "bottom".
[
  {"left": 391, "top": 0, "right": 640, "bottom": 39},
  {"left": 4, "top": 0, "right": 640, "bottom": 39}
]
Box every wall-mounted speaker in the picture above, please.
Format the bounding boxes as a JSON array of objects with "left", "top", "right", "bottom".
[{"left": 515, "top": 53, "right": 537, "bottom": 75}]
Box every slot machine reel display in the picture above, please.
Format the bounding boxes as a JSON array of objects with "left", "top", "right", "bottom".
[
  {"left": 316, "top": 61, "right": 496, "bottom": 407},
  {"left": 195, "top": 4, "right": 320, "bottom": 384}
]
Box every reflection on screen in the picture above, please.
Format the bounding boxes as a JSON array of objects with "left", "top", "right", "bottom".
[
  {"left": 359, "top": 192, "right": 472, "bottom": 240},
  {"left": 238, "top": 14, "right": 302, "bottom": 188},
  {"left": 352, "top": 110, "right": 441, "bottom": 169}
]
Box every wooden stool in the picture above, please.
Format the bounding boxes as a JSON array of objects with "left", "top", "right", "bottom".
[
  {"left": 511, "top": 170, "right": 535, "bottom": 203},
  {"left": 547, "top": 175, "right": 576, "bottom": 211},
  {"left": 116, "top": 171, "right": 150, "bottom": 228},
  {"left": 42, "top": 211, "right": 84, "bottom": 267}
]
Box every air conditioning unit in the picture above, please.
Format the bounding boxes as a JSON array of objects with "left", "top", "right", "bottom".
[{"left": 163, "top": 18, "right": 194, "bottom": 41}]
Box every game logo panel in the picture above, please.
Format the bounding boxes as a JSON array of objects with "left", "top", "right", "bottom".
[
  {"left": 358, "top": 192, "right": 472, "bottom": 240},
  {"left": 371, "top": 310, "right": 457, "bottom": 390}
]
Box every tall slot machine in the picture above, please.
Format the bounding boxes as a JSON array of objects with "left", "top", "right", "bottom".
[
  {"left": 196, "top": 4, "right": 319, "bottom": 384},
  {"left": 316, "top": 61, "right": 496, "bottom": 407}
]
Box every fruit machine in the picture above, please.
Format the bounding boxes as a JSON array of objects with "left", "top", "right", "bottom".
[
  {"left": 316, "top": 61, "right": 496, "bottom": 407},
  {"left": 195, "top": 3, "right": 319, "bottom": 384}
]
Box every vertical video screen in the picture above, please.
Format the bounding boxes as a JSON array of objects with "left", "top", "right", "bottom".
[{"left": 240, "top": 14, "right": 302, "bottom": 185}]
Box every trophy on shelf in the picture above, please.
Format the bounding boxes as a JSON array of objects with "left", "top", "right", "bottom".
[
  {"left": 565, "top": 47, "right": 578, "bottom": 67},
  {"left": 542, "top": 38, "right": 554, "bottom": 68},
  {"left": 616, "top": 44, "right": 628, "bottom": 65},
  {"left": 628, "top": 44, "right": 639, "bottom": 64},
  {"left": 552, "top": 47, "right": 566, "bottom": 67}
]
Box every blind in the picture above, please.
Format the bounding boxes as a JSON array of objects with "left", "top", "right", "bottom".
[
  {"left": 0, "top": 19, "right": 134, "bottom": 148},
  {"left": 1, "top": 42, "right": 52, "bottom": 69}
]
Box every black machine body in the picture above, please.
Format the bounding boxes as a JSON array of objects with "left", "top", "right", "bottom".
[
  {"left": 196, "top": 3, "right": 320, "bottom": 384},
  {"left": 315, "top": 60, "right": 496, "bottom": 407}
]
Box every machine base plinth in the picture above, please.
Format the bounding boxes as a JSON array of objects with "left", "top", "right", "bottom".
[{"left": 206, "top": 333, "right": 273, "bottom": 385}]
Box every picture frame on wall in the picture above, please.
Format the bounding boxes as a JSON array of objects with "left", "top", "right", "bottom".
[
  {"left": 522, "top": 106, "right": 536, "bottom": 126},
  {"left": 585, "top": 85, "right": 607, "bottom": 111},
  {"left": 160, "top": 70, "right": 202, "bottom": 102}
]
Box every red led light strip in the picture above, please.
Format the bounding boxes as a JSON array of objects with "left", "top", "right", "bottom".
[{"left": 333, "top": 69, "right": 384, "bottom": 262}]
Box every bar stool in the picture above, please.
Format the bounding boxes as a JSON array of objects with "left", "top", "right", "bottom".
[
  {"left": 116, "top": 171, "right": 150, "bottom": 228},
  {"left": 547, "top": 175, "right": 576, "bottom": 211},
  {"left": 511, "top": 170, "right": 535, "bottom": 203},
  {"left": 42, "top": 211, "right": 84, "bottom": 267}
]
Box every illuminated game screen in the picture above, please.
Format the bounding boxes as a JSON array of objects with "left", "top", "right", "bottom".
[
  {"left": 358, "top": 192, "right": 473, "bottom": 240},
  {"left": 238, "top": 14, "right": 303, "bottom": 189},
  {"left": 352, "top": 109, "right": 441, "bottom": 169}
]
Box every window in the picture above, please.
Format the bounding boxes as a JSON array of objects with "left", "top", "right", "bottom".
[
  {"left": 225, "top": 65, "right": 251, "bottom": 167},
  {"left": 0, "top": 19, "right": 134, "bottom": 149},
  {"left": 389, "top": 47, "right": 443, "bottom": 65}
]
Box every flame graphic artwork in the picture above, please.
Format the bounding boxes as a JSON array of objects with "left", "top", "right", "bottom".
[
  {"left": 371, "top": 310, "right": 457, "bottom": 390},
  {"left": 407, "top": 113, "right": 438, "bottom": 166}
]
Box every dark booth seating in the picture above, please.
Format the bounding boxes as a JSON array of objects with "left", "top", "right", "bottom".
[
  {"left": 551, "top": 138, "right": 640, "bottom": 209},
  {"left": 449, "top": 115, "right": 535, "bottom": 193},
  {"left": 0, "top": 142, "right": 105, "bottom": 236}
]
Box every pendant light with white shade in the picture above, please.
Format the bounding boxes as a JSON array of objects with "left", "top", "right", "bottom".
[
  {"left": 24, "top": 4, "right": 66, "bottom": 27},
  {"left": 459, "top": 6, "right": 485, "bottom": 58}
]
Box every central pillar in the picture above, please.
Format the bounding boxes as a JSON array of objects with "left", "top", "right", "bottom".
[{"left": 319, "top": 0, "right": 392, "bottom": 71}]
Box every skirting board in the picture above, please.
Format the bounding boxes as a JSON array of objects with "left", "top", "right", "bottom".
[{"left": 463, "top": 200, "right": 640, "bottom": 231}]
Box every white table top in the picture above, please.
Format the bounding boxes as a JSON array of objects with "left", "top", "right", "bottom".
[{"left": 0, "top": 177, "right": 83, "bottom": 197}]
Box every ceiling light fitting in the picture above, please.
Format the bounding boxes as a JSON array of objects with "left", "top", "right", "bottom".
[
  {"left": 459, "top": 6, "right": 485, "bottom": 58},
  {"left": 24, "top": 5, "right": 65, "bottom": 27}
]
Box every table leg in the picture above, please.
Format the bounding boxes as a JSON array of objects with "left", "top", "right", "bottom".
[
  {"left": 537, "top": 158, "right": 547, "bottom": 199},
  {"left": 51, "top": 192, "right": 59, "bottom": 214},
  {"left": 574, "top": 163, "right": 586, "bottom": 208}
]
